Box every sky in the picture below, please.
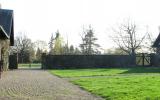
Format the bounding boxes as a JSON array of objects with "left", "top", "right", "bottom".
[{"left": 1, "top": 0, "right": 160, "bottom": 51}]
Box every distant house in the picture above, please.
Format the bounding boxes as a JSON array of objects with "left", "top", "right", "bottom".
[
  {"left": 0, "top": 9, "right": 14, "bottom": 70},
  {"left": 153, "top": 33, "right": 160, "bottom": 54}
]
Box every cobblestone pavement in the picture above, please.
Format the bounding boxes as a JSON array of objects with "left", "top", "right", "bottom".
[{"left": 0, "top": 69, "right": 103, "bottom": 100}]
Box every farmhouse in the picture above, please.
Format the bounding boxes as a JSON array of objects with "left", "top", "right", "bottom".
[
  {"left": 153, "top": 33, "right": 160, "bottom": 54},
  {"left": 0, "top": 8, "right": 14, "bottom": 71}
]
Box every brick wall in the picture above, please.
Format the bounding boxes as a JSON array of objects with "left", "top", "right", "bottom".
[{"left": 0, "top": 39, "right": 10, "bottom": 71}]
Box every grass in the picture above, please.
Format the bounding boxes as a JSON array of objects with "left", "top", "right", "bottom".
[
  {"left": 18, "top": 63, "right": 41, "bottom": 68},
  {"left": 50, "top": 67, "right": 160, "bottom": 100},
  {"left": 50, "top": 67, "right": 160, "bottom": 77},
  {"left": 73, "top": 75, "right": 160, "bottom": 100},
  {"left": 50, "top": 68, "right": 128, "bottom": 77}
]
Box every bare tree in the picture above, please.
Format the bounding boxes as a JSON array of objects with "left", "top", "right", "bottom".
[
  {"left": 141, "top": 26, "right": 156, "bottom": 53},
  {"left": 111, "top": 21, "right": 146, "bottom": 56},
  {"left": 10, "top": 33, "right": 35, "bottom": 63},
  {"left": 34, "top": 40, "right": 47, "bottom": 52}
]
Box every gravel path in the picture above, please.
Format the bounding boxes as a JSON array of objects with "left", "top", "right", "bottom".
[{"left": 0, "top": 69, "right": 103, "bottom": 100}]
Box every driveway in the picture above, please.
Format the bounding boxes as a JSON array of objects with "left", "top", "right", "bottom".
[{"left": 0, "top": 69, "right": 103, "bottom": 100}]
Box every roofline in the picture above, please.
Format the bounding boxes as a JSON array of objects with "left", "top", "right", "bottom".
[{"left": 0, "top": 25, "right": 9, "bottom": 38}]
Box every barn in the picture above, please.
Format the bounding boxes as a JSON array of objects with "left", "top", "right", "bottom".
[{"left": 0, "top": 8, "right": 14, "bottom": 71}]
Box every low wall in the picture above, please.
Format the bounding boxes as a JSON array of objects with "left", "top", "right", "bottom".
[{"left": 42, "top": 54, "right": 135, "bottom": 69}]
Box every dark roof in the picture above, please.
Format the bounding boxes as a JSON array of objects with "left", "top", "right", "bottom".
[
  {"left": 0, "top": 9, "right": 14, "bottom": 46},
  {"left": 153, "top": 33, "right": 160, "bottom": 47}
]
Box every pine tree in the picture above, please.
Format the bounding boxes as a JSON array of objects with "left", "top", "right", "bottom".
[
  {"left": 74, "top": 47, "right": 81, "bottom": 55},
  {"left": 48, "top": 33, "right": 55, "bottom": 54},
  {"left": 80, "top": 25, "right": 100, "bottom": 55},
  {"left": 69, "top": 45, "right": 74, "bottom": 54},
  {"left": 63, "top": 44, "right": 69, "bottom": 55}
]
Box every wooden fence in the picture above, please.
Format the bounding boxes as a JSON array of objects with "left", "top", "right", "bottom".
[
  {"left": 9, "top": 54, "right": 18, "bottom": 69},
  {"left": 41, "top": 54, "right": 136, "bottom": 69}
]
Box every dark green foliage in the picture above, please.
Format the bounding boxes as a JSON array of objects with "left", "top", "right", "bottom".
[
  {"left": 80, "top": 26, "right": 100, "bottom": 55},
  {"left": 48, "top": 33, "right": 55, "bottom": 54},
  {"left": 69, "top": 45, "right": 74, "bottom": 54}
]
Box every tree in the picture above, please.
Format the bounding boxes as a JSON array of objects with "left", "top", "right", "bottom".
[
  {"left": 53, "top": 31, "right": 64, "bottom": 54},
  {"left": 35, "top": 47, "right": 43, "bottom": 62},
  {"left": 10, "top": 33, "right": 35, "bottom": 63},
  {"left": 34, "top": 40, "right": 47, "bottom": 62},
  {"left": 34, "top": 40, "right": 47, "bottom": 52},
  {"left": 69, "top": 45, "right": 74, "bottom": 54},
  {"left": 105, "top": 48, "right": 128, "bottom": 55},
  {"left": 48, "top": 33, "right": 55, "bottom": 54},
  {"left": 48, "top": 30, "right": 64, "bottom": 55},
  {"left": 111, "top": 21, "right": 146, "bottom": 56},
  {"left": 74, "top": 47, "right": 81, "bottom": 55},
  {"left": 80, "top": 25, "right": 100, "bottom": 55},
  {"left": 140, "top": 27, "right": 156, "bottom": 53}
]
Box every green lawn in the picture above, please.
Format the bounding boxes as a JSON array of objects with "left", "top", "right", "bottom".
[
  {"left": 50, "top": 67, "right": 160, "bottom": 100},
  {"left": 50, "top": 68, "right": 128, "bottom": 77},
  {"left": 18, "top": 63, "right": 41, "bottom": 68},
  {"left": 73, "top": 75, "right": 160, "bottom": 100},
  {"left": 50, "top": 67, "right": 160, "bottom": 77}
]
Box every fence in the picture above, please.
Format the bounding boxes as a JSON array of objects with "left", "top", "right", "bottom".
[
  {"left": 41, "top": 54, "right": 136, "bottom": 69},
  {"left": 9, "top": 54, "right": 18, "bottom": 69},
  {"left": 136, "top": 53, "right": 151, "bottom": 66},
  {"left": 135, "top": 53, "right": 160, "bottom": 67},
  {"left": 150, "top": 54, "right": 160, "bottom": 66}
]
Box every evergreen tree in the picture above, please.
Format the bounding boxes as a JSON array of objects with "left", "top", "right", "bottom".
[
  {"left": 62, "top": 44, "right": 69, "bottom": 55},
  {"left": 48, "top": 33, "right": 55, "bottom": 54},
  {"left": 74, "top": 47, "right": 81, "bottom": 55},
  {"left": 80, "top": 25, "right": 100, "bottom": 55},
  {"left": 69, "top": 45, "right": 74, "bottom": 54}
]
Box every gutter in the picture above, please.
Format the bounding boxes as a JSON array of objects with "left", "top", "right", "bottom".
[{"left": 0, "top": 25, "right": 9, "bottom": 39}]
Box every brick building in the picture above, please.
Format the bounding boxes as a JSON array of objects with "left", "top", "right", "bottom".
[{"left": 0, "top": 8, "right": 14, "bottom": 70}]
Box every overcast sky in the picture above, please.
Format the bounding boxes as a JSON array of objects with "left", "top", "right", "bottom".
[{"left": 1, "top": 0, "right": 160, "bottom": 50}]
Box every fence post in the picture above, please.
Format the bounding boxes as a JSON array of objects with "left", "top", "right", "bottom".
[
  {"left": 150, "top": 53, "right": 155, "bottom": 66},
  {"left": 9, "top": 53, "right": 18, "bottom": 69},
  {"left": 142, "top": 53, "right": 144, "bottom": 67},
  {"left": 41, "top": 53, "right": 46, "bottom": 69}
]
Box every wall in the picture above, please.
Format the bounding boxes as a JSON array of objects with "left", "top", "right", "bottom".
[
  {"left": 42, "top": 54, "right": 136, "bottom": 69},
  {"left": 0, "top": 39, "right": 10, "bottom": 71}
]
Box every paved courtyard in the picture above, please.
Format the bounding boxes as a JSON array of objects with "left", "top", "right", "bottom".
[{"left": 0, "top": 69, "right": 103, "bottom": 100}]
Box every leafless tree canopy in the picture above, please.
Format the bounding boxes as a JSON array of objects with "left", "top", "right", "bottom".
[
  {"left": 11, "top": 34, "right": 34, "bottom": 54},
  {"left": 111, "top": 21, "right": 146, "bottom": 55},
  {"left": 10, "top": 33, "right": 35, "bottom": 63}
]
